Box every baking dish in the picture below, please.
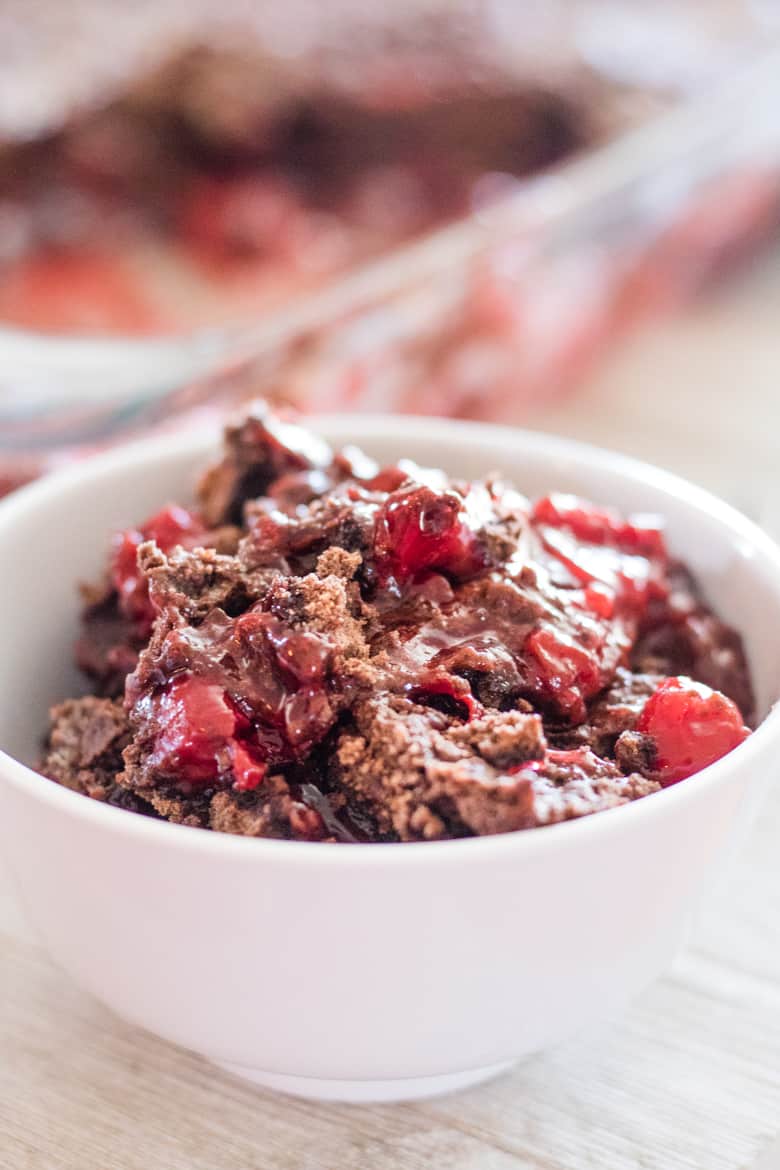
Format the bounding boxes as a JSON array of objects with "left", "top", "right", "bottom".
[{"left": 2, "top": 8, "right": 780, "bottom": 472}]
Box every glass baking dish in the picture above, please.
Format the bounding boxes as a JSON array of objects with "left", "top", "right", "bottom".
[{"left": 2, "top": 8, "right": 780, "bottom": 484}]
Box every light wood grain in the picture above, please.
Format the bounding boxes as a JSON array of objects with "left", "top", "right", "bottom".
[{"left": 4, "top": 250, "right": 780, "bottom": 1170}]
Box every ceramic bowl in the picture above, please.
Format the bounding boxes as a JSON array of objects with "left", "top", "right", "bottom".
[{"left": 1, "top": 415, "right": 779, "bottom": 1103}]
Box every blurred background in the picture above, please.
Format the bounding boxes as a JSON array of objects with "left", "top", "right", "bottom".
[{"left": 1, "top": 0, "right": 779, "bottom": 518}]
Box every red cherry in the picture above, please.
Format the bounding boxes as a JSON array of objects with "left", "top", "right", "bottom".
[
  {"left": 534, "top": 496, "right": 668, "bottom": 619},
  {"left": 229, "top": 742, "right": 267, "bottom": 793},
  {"left": 524, "top": 625, "right": 605, "bottom": 723},
  {"left": 267, "top": 625, "right": 331, "bottom": 685},
  {"left": 141, "top": 505, "right": 205, "bottom": 550},
  {"left": 231, "top": 610, "right": 336, "bottom": 754},
  {"left": 0, "top": 248, "right": 165, "bottom": 334},
  {"left": 179, "top": 175, "right": 303, "bottom": 260},
  {"left": 136, "top": 605, "right": 341, "bottom": 790},
  {"left": 583, "top": 582, "right": 615, "bottom": 619},
  {"left": 148, "top": 676, "right": 238, "bottom": 787},
  {"left": 636, "top": 676, "right": 750, "bottom": 785},
  {"left": 112, "top": 530, "right": 157, "bottom": 629},
  {"left": 532, "top": 494, "right": 667, "bottom": 559},
  {"left": 364, "top": 465, "right": 410, "bottom": 493},
  {"left": 373, "top": 484, "right": 487, "bottom": 587},
  {"left": 111, "top": 506, "right": 206, "bottom": 633},
  {"left": 147, "top": 676, "right": 268, "bottom": 792}
]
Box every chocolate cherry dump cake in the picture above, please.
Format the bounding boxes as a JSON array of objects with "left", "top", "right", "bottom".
[{"left": 41, "top": 406, "right": 753, "bottom": 841}]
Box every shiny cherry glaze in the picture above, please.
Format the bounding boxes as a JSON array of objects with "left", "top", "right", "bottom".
[
  {"left": 130, "top": 603, "right": 342, "bottom": 794},
  {"left": 407, "top": 675, "right": 482, "bottom": 721},
  {"left": 143, "top": 675, "right": 267, "bottom": 792},
  {"left": 517, "top": 494, "right": 671, "bottom": 722},
  {"left": 636, "top": 676, "right": 750, "bottom": 786},
  {"left": 111, "top": 505, "right": 206, "bottom": 634},
  {"left": 532, "top": 494, "right": 666, "bottom": 558},
  {"left": 373, "top": 483, "right": 489, "bottom": 588},
  {"left": 138, "top": 670, "right": 329, "bottom": 838},
  {"left": 378, "top": 490, "right": 669, "bottom": 724}
]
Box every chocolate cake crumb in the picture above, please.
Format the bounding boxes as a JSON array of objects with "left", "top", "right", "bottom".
[
  {"left": 42, "top": 697, "right": 136, "bottom": 805},
  {"left": 140, "top": 542, "right": 269, "bottom": 620},
  {"left": 586, "top": 667, "right": 664, "bottom": 755},
  {"left": 448, "top": 710, "right": 546, "bottom": 770},
  {"left": 197, "top": 403, "right": 332, "bottom": 527},
  {"left": 614, "top": 730, "right": 657, "bottom": 776},
  {"left": 209, "top": 777, "right": 325, "bottom": 840},
  {"left": 335, "top": 696, "right": 545, "bottom": 840},
  {"left": 268, "top": 572, "right": 372, "bottom": 670},
  {"left": 316, "top": 547, "right": 362, "bottom": 581},
  {"left": 518, "top": 750, "right": 661, "bottom": 826},
  {"left": 136, "top": 780, "right": 214, "bottom": 828},
  {"left": 239, "top": 491, "right": 377, "bottom": 576}
]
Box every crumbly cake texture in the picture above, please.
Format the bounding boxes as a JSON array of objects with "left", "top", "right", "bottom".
[{"left": 41, "top": 404, "right": 754, "bottom": 842}]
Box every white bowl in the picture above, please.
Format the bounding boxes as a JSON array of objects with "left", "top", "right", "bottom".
[{"left": 1, "top": 416, "right": 779, "bottom": 1104}]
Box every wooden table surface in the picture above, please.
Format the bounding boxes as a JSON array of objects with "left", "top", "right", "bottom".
[{"left": 3, "top": 251, "right": 780, "bottom": 1170}]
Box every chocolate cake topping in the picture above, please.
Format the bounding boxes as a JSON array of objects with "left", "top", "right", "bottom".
[{"left": 41, "top": 405, "right": 754, "bottom": 841}]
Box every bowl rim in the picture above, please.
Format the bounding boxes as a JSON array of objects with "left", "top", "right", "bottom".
[{"left": 1, "top": 411, "right": 779, "bottom": 868}]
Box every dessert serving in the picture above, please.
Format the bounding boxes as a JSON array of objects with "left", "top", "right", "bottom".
[
  {"left": 2, "top": 408, "right": 776, "bottom": 1103},
  {"left": 41, "top": 406, "right": 753, "bottom": 842}
]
